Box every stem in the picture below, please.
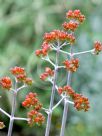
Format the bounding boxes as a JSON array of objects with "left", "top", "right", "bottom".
[
  {"left": 17, "top": 84, "right": 27, "bottom": 92},
  {"left": 45, "top": 42, "right": 60, "bottom": 136},
  {"left": 0, "top": 108, "right": 11, "bottom": 118},
  {"left": 52, "top": 97, "right": 65, "bottom": 111},
  {"left": 7, "top": 80, "right": 17, "bottom": 136},
  {"left": 60, "top": 46, "right": 73, "bottom": 136},
  {"left": 14, "top": 117, "right": 29, "bottom": 121},
  {"left": 73, "top": 49, "right": 94, "bottom": 56}
]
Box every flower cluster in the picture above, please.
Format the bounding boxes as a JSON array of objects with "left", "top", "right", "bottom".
[
  {"left": 63, "top": 58, "right": 79, "bottom": 72},
  {"left": 40, "top": 67, "right": 54, "bottom": 81},
  {"left": 0, "top": 121, "right": 5, "bottom": 129},
  {"left": 22, "top": 92, "right": 45, "bottom": 126},
  {"left": 35, "top": 42, "right": 51, "bottom": 57},
  {"left": 94, "top": 41, "right": 102, "bottom": 55},
  {"left": 74, "top": 93, "right": 90, "bottom": 111},
  {"left": 44, "top": 30, "right": 75, "bottom": 44},
  {"left": 58, "top": 85, "right": 90, "bottom": 111},
  {"left": 28, "top": 110, "right": 45, "bottom": 126},
  {"left": 10, "top": 66, "right": 33, "bottom": 85},
  {"left": 62, "top": 21, "right": 79, "bottom": 31},
  {"left": 66, "top": 10, "right": 85, "bottom": 23},
  {"left": 0, "top": 77, "right": 12, "bottom": 90}
]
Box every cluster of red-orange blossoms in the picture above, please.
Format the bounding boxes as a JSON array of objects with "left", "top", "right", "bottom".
[
  {"left": 44, "top": 30, "right": 75, "bottom": 44},
  {"left": 10, "top": 66, "right": 33, "bottom": 85},
  {"left": 94, "top": 41, "right": 102, "bottom": 55},
  {"left": 35, "top": 42, "right": 51, "bottom": 57},
  {"left": 28, "top": 110, "right": 45, "bottom": 126},
  {"left": 62, "top": 21, "right": 79, "bottom": 32},
  {"left": 22, "top": 92, "right": 45, "bottom": 126},
  {"left": 63, "top": 58, "right": 79, "bottom": 72},
  {"left": 58, "top": 85, "right": 90, "bottom": 112},
  {"left": 0, "top": 77, "right": 12, "bottom": 90},
  {"left": 40, "top": 67, "right": 54, "bottom": 81},
  {"left": 66, "top": 10, "right": 85, "bottom": 23}
]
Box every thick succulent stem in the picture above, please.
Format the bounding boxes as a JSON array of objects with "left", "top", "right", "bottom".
[
  {"left": 60, "top": 46, "right": 73, "bottom": 136},
  {"left": 45, "top": 42, "right": 60, "bottom": 136},
  {"left": 7, "top": 80, "right": 17, "bottom": 136}
]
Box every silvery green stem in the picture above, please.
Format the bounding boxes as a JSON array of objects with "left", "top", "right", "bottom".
[
  {"left": 60, "top": 46, "right": 73, "bottom": 136},
  {"left": 7, "top": 80, "right": 17, "bottom": 136},
  {"left": 0, "top": 108, "right": 11, "bottom": 118},
  {"left": 45, "top": 42, "right": 60, "bottom": 136}
]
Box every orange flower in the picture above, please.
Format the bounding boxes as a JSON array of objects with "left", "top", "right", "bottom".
[
  {"left": 27, "top": 110, "right": 45, "bottom": 126},
  {"left": 0, "top": 77, "right": 12, "bottom": 90},
  {"left": 66, "top": 9, "right": 85, "bottom": 23},
  {"left": 58, "top": 85, "right": 90, "bottom": 112},
  {"left": 94, "top": 41, "right": 102, "bottom": 55},
  {"left": 10, "top": 66, "right": 25, "bottom": 75},
  {"left": 63, "top": 58, "right": 79, "bottom": 72},
  {"left": 62, "top": 21, "right": 79, "bottom": 31},
  {"left": 40, "top": 67, "right": 54, "bottom": 81}
]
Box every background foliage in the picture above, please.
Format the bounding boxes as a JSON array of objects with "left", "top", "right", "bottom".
[{"left": 0, "top": 0, "right": 102, "bottom": 136}]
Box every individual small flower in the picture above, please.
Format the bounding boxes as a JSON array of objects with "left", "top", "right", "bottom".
[
  {"left": 66, "top": 9, "right": 85, "bottom": 23},
  {"left": 63, "top": 58, "right": 79, "bottom": 72},
  {"left": 0, "top": 77, "right": 12, "bottom": 90},
  {"left": 0, "top": 122, "right": 5, "bottom": 129},
  {"left": 40, "top": 67, "right": 54, "bottom": 81},
  {"left": 62, "top": 21, "right": 79, "bottom": 31},
  {"left": 10, "top": 66, "right": 25, "bottom": 75},
  {"left": 94, "top": 41, "right": 102, "bottom": 55},
  {"left": 27, "top": 110, "right": 45, "bottom": 126},
  {"left": 16, "top": 74, "right": 26, "bottom": 82},
  {"left": 24, "top": 78, "right": 33, "bottom": 85},
  {"left": 35, "top": 49, "right": 42, "bottom": 56}
]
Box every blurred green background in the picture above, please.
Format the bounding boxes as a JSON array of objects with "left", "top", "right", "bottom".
[{"left": 0, "top": 0, "right": 102, "bottom": 136}]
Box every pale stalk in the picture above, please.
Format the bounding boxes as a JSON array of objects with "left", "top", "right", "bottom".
[
  {"left": 60, "top": 46, "right": 73, "bottom": 136},
  {"left": 45, "top": 41, "right": 60, "bottom": 136},
  {"left": 7, "top": 79, "right": 17, "bottom": 136}
]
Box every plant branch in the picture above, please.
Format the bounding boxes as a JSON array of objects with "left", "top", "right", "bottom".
[
  {"left": 60, "top": 46, "right": 73, "bottom": 136},
  {"left": 0, "top": 108, "right": 11, "bottom": 118},
  {"left": 73, "top": 49, "right": 94, "bottom": 56},
  {"left": 14, "top": 117, "right": 29, "bottom": 121},
  {"left": 17, "top": 84, "right": 27, "bottom": 92},
  {"left": 7, "top": 79, "right": 17, "bottom": 136},
  {"left": 45, "top": 41, "right": 60, "bottom": 136}
]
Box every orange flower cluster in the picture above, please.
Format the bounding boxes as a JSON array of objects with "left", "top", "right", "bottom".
[
  {"left": 35, "top": 42, "right": 50, "bottom": 57},
  {"left": 66, "top": 10, "right": 85, "bottom": 23},
  {"left": 0, "top": 77, "right": 12, "bottom": 90},
  {"left": 44, "top": 30, "right": 75, "bottom": 44},
  {"left": 58, "top": 85, "right": 90, "bottom": 111},
  {"left": 74, "top": 93, "right": 90, "bottom": 111},
  {"left": 10, "top": 66, "right": 33, "bottom": 85},
  {"left": 94, "top": 41, "right": 102, "bottom": 55},
  {"left": 28, "top": 110, "right": 45, "bottom": 126},
  {"left": 0, "top": 122, "right": 5, "bottom": 129},
  {"left": 22, "top": 92, "right": 42, "bottom": 110},
  {"left": 40, "top": 67, "right": 54, "bottom": 81},
  {"left": 62, "top": 21, "right": 79, "bottom": 31},
  {"left": 63, "top": 58, "right": 79, "bottom": 72},
  {"left": 22, "top": 92, "right": 45, "bottom": 126}
]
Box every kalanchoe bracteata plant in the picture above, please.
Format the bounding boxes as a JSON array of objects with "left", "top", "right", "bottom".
[
  {"left": 0, "top": 9, "right": 102, "bottom": 136},
  {"left": 35, "top": 9, "right": 102, "bottom": 136},
  {"left": 0, "top": 66, "right": 45, "bottom": 136}
]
